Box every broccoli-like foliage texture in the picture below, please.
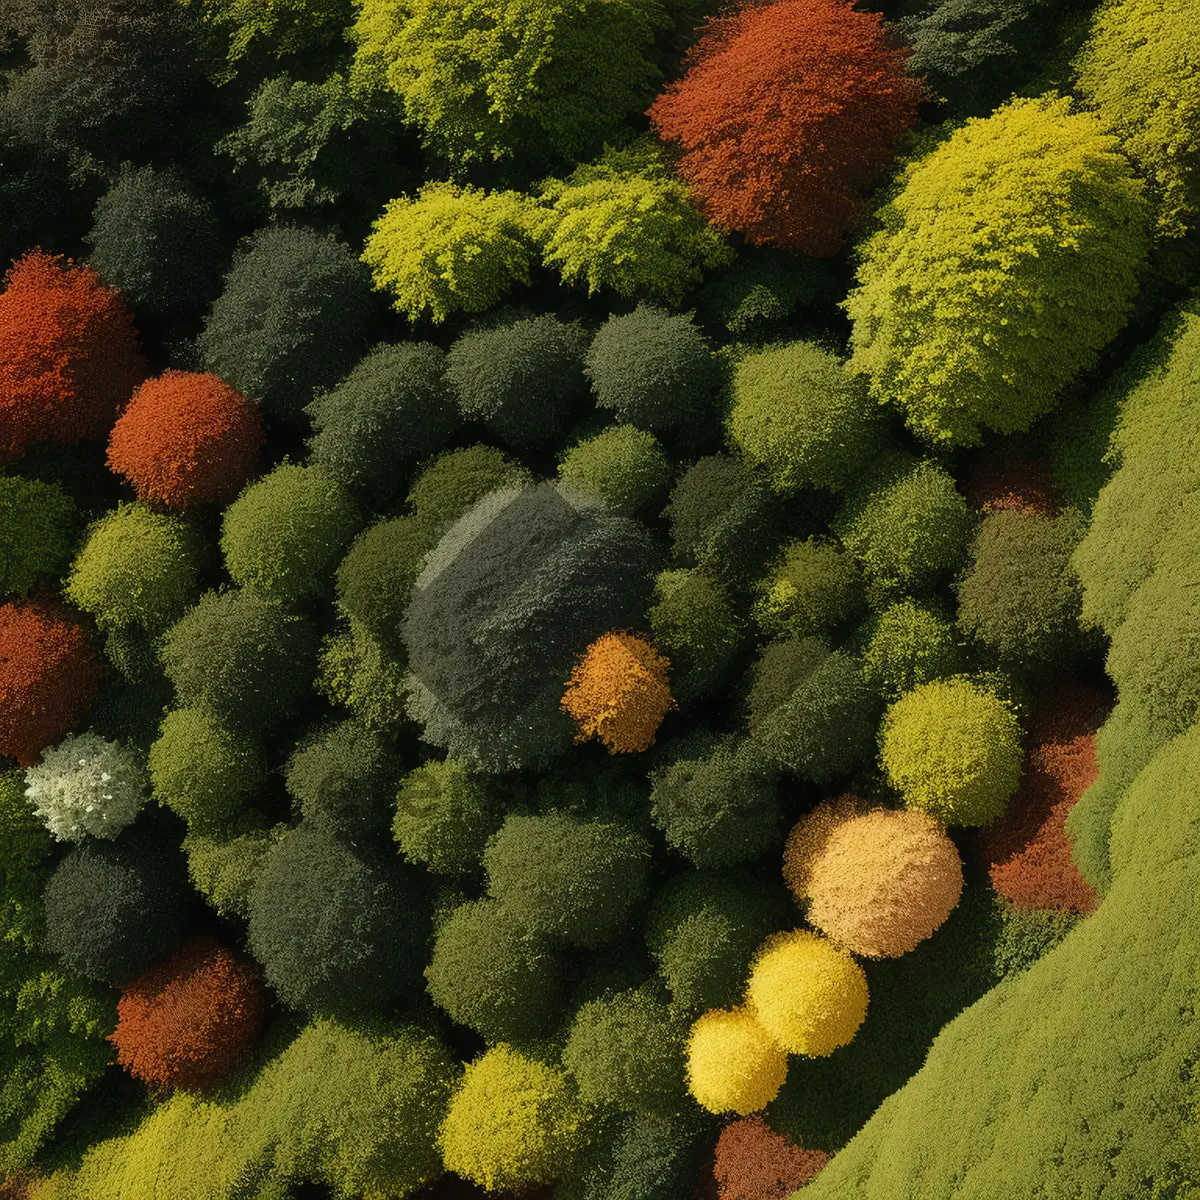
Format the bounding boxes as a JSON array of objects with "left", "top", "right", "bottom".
[
  {"left": 0, "top": 0, "right": 205, "bottom": 170},
  {"left": 648, "top": 0, "right": 921, "bottom": 255},
  {"left": 746, "top": 929, "right": 869, "bottom": 1056},
  {"left": 650, "top": 736, "right": 781, "bottom": 867},
  {"left": 393, "top": 759, "right": 502, "bottom": 876},
  {"left": 728, "top": 342, "right": 884, "bottom": 494},
  {"left": 439, "top": 1045, "right": 591, "bottom": 1192},
  {"left": 749, "top": 639, "right": 880, "bottom": 784},
  {"left": 445, "top": 313, "right": 588, "bottom": 449},
  {"left": 110, "top": 935, "right": 265, "bottom": 1094},
  {"left": 753, "top": 539, "right": 860, "bottom": 640},
  {"left": 585, "top": 304, "right": 720, "bottom": 437},
  {"left": 665, "top": 455, "right": 779, "bottom": 588},
  {"left": 648, "top": 568, "right": 743, "bottom": 703},
  {"left": 200, "top": 225, "right": 379, "bottom": 422},
  {"left": 832, "top": 454, "right": 974, "bottom": 596},
  {"left": 221, "top": 463, "right": 361, "bottom": 603},
  {"left": 562, "top": 631, "right": 674, "bottom": 754},
  {"left": 534, "top": 141, "right": 733, "bottom": 304},
  {"left": 686, "top": 1007, "right": 788, "bottom": 1116},
  {"left": 857, "top": 598, "right": 964, "bottom": 701},
  {"left": 484, "top": 810, "right": 650, "bottom": 947},
  {"left": 406, "top": 443, "right": 533, "bottom": 534},
  {"left": 956, "top": 508, "right": 1086, "bottom": 670},
  {"left": 219, "top": 73, "right": 405, "bottom": 212},
  {"left": 402, "top": 483, "right": 660, "bottom": 771},
  {"left": 0, "top": 599, "right": 104, "bottom": 766},
  {"left": 880, "top": 676, "right": 1024, "bottom": 826},
  {"left": 160, "top": 590, "right": 318, "bottom": 732},
  {"left": 149, "top": 707, "right": 264, "bottom": 832},
  {"left": 425, "top": 898, "right": 563, "bottom": 1043},
  {"left": 646, "top": 869, "right": 789, "bottom": 1017},
  {"left": 558, "top": 424, "right": 672, "bottom": 518},
  {"left": 1075, "top": 0, "right": 1200, "bottom": 238},
  {"left": 43, "top": 834, "right": 189, "bottom": 985},
  {"left": 0, "top": 475, "right": 78, "bottom": 599},
  {"left": 352, "top": 0, "right": 667, "bottom": 167},
  {"left": 107, "top": 371, "right": 265, "bottom": 510},
  {"left": 246, "top": 823, "right": 425, "bottom": 1015},
  {"left": 66, "top": 503, "right": 201, "bottom": 632},
  {"left": 284, "top": 719, "right": 398, "bottom": 838},
  {"left": 563, "top": 985, "right": 688, "bottom": 1115},
  {"left": 846, "top": 96, "right": 1150, "bottom": 447},
  {"left": 24, "top": 731, "right": 147, "bottom": 842},
  {"left": 361, "top": 183, "right": 537, "bottom": 324},
  {"left": 307, "top": 342, "right": 459, "bottom": 498},
  {"left": 86, "top": 167, "right": 222, "bottom": 317}
]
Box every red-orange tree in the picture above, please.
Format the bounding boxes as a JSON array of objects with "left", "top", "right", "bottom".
[
  {"left": 714, "top": 1114, "right": 830, "bottom": 1198},
  {"left": 0, "top": 599, "right": 102, "bottom": 765},
  {"left": 0, "top": 250, "right": 145, "bottom": 462},
  {"left": 107, "top": 371, "right": 264, "bottom": 508},
  {"left": 110, "top": 936, "right": 265, "bottom": 1093},
  {"left": 648, "top": 0, "right": 921, "bottom": 257}
]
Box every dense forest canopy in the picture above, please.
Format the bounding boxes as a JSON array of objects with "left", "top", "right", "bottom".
[{"left": 0, "top": 0, "right": 1198, "bottom": 1196}]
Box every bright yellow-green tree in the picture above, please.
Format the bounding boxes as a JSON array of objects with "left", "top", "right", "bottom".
[
  {"left": 846, "top": 95, "right": 1150, "bottom": 447},
  {"left": 1075, "top": 0, "right": 1200, "bottom": 237},
  {"left": 361, "top": 182, "right": 537, "bottom": 322}
]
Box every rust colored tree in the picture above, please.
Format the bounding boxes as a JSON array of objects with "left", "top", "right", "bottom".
[
  {"left": 713, "top": 1115, "right": 829, "bottom": 1198},
  {"left": 110, "top": 935, "right": 266, "bottom": 1093},
  {"left": 0, "top": 250, "right": 145, "bottom": 462},
  {"left": 562, "top": 630, "right": 674, "bottom": 753},
  {"left": 648, "top": 0, "right": 922, "bottom": 257},
  {"left": 0, "top": 599, "right": 102, "bottom": 765},
  {"left": 107, "top": 371, "right": 265, "bottom": 508},
  {"left": 979, "top": 683, "right": 1107, "bottom": 914}
]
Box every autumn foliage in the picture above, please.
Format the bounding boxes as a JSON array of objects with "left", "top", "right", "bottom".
[
  {"left": 979, "top": 684, "right": 1106, "bottom": 914},
  {"left": 648, "top": 0, "right": 921, "bottom": 257},
  {"left": 562, "top": 631, "right": 673, "bottom": 753},
  {"left": 110, "top": 936, "right": 266, "bottom": 1093},
  {"left": 784, "top": 799, "right": 963, "bottom": 958},
  {"left": 0, "top": 599, "right": 102, "bottom": 765},
  {"left": 0, "top": 250, "right": 145, "bottom": 462},
  {"left": 714, "top": 1115, "right": 830, "bottom": 1198},
  {"left": 107, "top": 371, "right": 265, "bottom": 508}
]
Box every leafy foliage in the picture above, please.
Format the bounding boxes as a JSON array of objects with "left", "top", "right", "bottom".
[
  {"left": 200, "top": 226, "right": 378, "bottom": 422},
  {"left": 880, "top": 677, "right": 1024, "bottom": 826},
  {"left": 352, "top": 0, "right": 667, "bottom": 166},
  {"left": 686, "top": 1007, "right": 788, "bottom": 1116},
  {"left": 221, "top": 463, "right": 361, "bottom": 602},
  {"left": 307, "top": 342, "right": 458, "bottom": 497},
  {"left": 728, "top": 342, "right": 884, "bottom": 494},
  {"left": 648, "top": 568, "right": 743, "bottom": 703},
  {"left": 246, "top": 822, "right": 424, "bottom": 1015},
  {"left": 0, "top": 250, "right": 145, "bottom": 462},
  {"left": 24, "top": 731, "right": 147, "bottom": 842},
  {"left": 1075, "top": 0, "right": 1200, "bottom": 237},
  {"left": 558, "top": 425, "right": 671, "bottom": 517},
  {"left": 585, "top": 304, "right": 719, "bottom": 437},
  {"left": 107, "top": 372, "right": 264, "bottom": 510},
  {"left": 534, "top": 141, "right": 732, "bottom": 303},
  {"left": 0, "top": 475, "right": 77, "bottom": 599},
  {"left": 649, "top": 0, "right": 921, "bottom": 254},
  {"left": 160, "top": 590, "right": 318, "bottom": 732},
  {"left": 43, "top": 834, "right": 189, "bottom": 986},
  {"left": 846, "top": 96, "right": 1150, "bottom": 447},
  {"left": 393, "top": 758, "right": 501, "bottom": 876},
  {"left": 445, "top": 313, "right": 587, "bottom": 448},
  {"left": 66, "top": 504, "right": 201, "bottom": 632},
  {"left": 362, "top": 183, "right": 537, "bottom": 324}
]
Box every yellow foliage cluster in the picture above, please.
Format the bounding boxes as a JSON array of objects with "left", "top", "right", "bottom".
[
  {"left": 785, "top": 800, "right": 964, "bottom": 958},
  {"left": 685, "top": 929, "right": 868, "bottom": 1114},
  {"left": 561, "top": 630, "right": 673, "bottom": 753}
]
